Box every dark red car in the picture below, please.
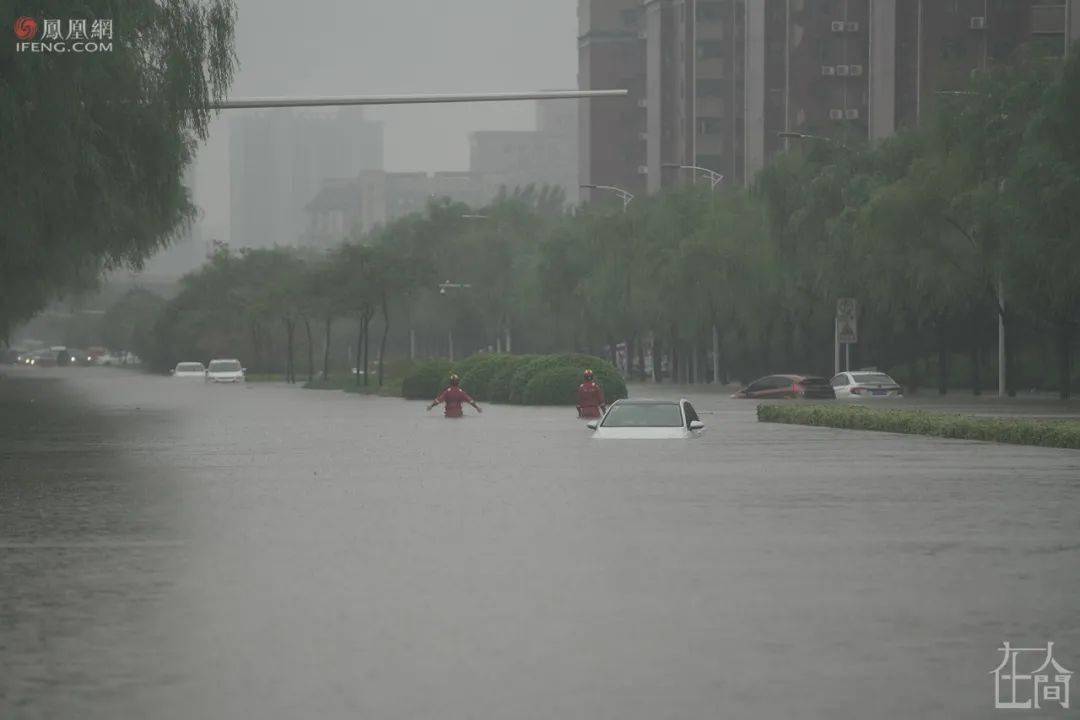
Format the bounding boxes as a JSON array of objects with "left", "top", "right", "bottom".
[{"left": 732, "top": 374, "right": 836, "bottom": 400}]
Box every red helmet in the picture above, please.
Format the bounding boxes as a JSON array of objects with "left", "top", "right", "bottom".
[
  {"left": 583, "top": 369, "right": 594, "bottom": 381},
  {"left": 449, "top": 373, "right": 460, "bottom": 386}
]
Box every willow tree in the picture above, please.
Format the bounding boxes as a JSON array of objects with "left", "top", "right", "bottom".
[{"left": 0, "top": 0, "right": 237, "bottom": 341}]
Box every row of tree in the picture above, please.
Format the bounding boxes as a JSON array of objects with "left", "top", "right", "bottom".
[
  {"left": 1, "top": 0, "right": 237, "bottom": 343},
  {"left": 134, "top": 45, "right": 1077, "bottom": 397}
]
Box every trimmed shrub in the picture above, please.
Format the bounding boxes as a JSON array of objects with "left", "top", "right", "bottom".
[
  {"left": 757, "top": 404, "right": 1080, "bottom": 450},
  {"left": 459, "top": 354, "right": 532, "bottom": 401},
  {"left": 400, "top": 353, "right": 627, "bottom": 406},
  {"left": 400, "top": 360, "right": 452, "bottom": 400},
  {"left": 509, "top": 353, "right": 626, "bottom": 406},
  {"left": 486, "top": 354, "right": 538, "bottom": 402}
]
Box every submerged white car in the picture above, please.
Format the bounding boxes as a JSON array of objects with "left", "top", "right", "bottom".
[
  {"left": 205, "top": 358, "right": 245, "bottom": 383},
  {"left": 587, "top": 399, "right": 704, "bottom": 439},
  {"left": 830, "top": 371, "right": 903, "bottom": 399},
  {"left": 172, "top": 361, "right": 206, "bottom": 378}
]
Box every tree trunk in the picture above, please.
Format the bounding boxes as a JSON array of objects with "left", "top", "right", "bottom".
[
  {"left": 1058, "top": 322, "right": 1074, "bottom": 400},
  {"left": 360, "top": 319, "right": 369, "bottom": 388},
  {"left": 636, "top": 338, "right": 646, "bottom": 382},
  {"left": 378, "top": 291, "right": 390, "bottom": 388},
  {"left": 284, "top": 318, "right": 295, "bottom": 384},
  {"left": 970, "top": 345, "right": 982, "bottom": 396},
  {"left": 937, "top": 321, "right": 949, "bottom": 395},
  {"left": 362, "top": 310, "right": 371, "bottom": 387},
  {"left": 304, "top": 317, "right": 314, "bottom": 383},
  {"left": 652, "top": 336, "right": 662, "bottom": 383},
  {"left": 322, "top": 315, "right": 332, "bottom": 381}
]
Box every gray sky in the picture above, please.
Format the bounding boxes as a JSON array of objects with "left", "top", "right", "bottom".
[{"left": 195, "top": 0, "right": 579, "bottom": 241}]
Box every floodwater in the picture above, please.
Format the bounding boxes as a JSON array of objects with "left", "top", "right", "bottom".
[{"left": 2, "top": 367, "right": 1078, "bottom": 719}]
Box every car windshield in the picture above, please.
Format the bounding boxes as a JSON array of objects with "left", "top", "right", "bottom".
[
  {"left": 602, "top": 403, "right": 683, "bottom": 428},
  {"left": 176, "top": 363, "right": 204, "bottom": 372},
  {"left": 852, "top": 373, "right": 895, "bottom": 384},
  {"left": 209, "top": 360, "right": 240, "bottom": 372},
  {"left": 801, "top": 377, "right": 830, "bottom": 386}
]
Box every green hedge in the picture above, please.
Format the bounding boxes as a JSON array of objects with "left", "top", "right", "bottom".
[
  {"left": 757, "top": 404, "right": 1080, "bottom": 450},
  {"left": 400, "top": 353, "right": 627, "bottom": 406}
]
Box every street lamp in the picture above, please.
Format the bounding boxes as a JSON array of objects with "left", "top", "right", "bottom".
[
  {"left": 439, "top": 281, "right": 472, "bottom": 362},
  {"left": 777, "top": 131, "right": 851, "bottom": 151},
  {"left": 662, "top": 164, "right": 725, "bottom": 190},
  {"left": 580, "top": 184, "right": 634, "bottom": 212}
]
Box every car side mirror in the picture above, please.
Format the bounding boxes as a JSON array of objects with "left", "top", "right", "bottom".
[
  {"left": 689, "top": 420, "right": 705, "bottom": 431},
  {"left": 169, "top": 369, "right": 175, "bottom": 375},
  {"left": 242, "top": 368, "right": 247, "bottom": 373},
  {"left": 586, "top": 421, "right": 598, "bottom": 430}
]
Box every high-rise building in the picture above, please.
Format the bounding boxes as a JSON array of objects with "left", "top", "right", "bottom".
[
  {"left": 469, "top": 99, "right": 579, "bottom": 203},
  {"left": 229, "top": 108, "right": 383, "bottom": 249},
  {"left": 630, "top": 0, "right": 1080, "bottom": 192},
  {"left": 578, "top": 0, "right": 648, "bottom": 203}
]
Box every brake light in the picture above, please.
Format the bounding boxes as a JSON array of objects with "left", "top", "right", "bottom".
[{"left": 792, "top": 383, "right": 803, "bottom": 394}]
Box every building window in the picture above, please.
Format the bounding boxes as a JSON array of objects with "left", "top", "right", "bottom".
[
  {"left": 696, "top": 41, "right": 725, "bottom": 60},
  {"left": 697, "top": 1, "right": 724, "bottom": 23},
  {"left": 696, "top": 79, "right": 725, "bottom": 97},
  {"left": 697, "top": 117, "right": 725, "bottom": 135}
]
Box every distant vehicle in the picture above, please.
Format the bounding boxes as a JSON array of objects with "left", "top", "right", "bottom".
[
  {"left": 731, "top": 374, "right": 836, "bottom": 400},
  {"left": 67, "top": 348, "right": 93, "bottom": 365},
  {"left": 93, "top": 352, "right": 120, "bottom": 366},
  {"left": 27, "top": 349, "right": 57, "bottom": 368},
  {"left": 2, "top": 348, "right": 25, "bottom": 364},
  {"left": 587, "top": 398, "right": 704, "bottom": 439},
  {"left": 86, "top": 346, "right": 108, "bottom": 361},
  {"left": 205, "top": 358, "right": 245, "bottom": 383},
  {"left": 172, "top": 362, "right": 206, "bottom": 378},
  {"left": 830, "top": 371, "right": 903, "bottom": 399}
]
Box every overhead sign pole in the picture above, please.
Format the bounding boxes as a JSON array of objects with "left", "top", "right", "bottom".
[
  {"left": 836, "top": 298, "right": 858, "bottom": 372},
  {"left": 209, "top": 89, "right": 628, "bottom": 110}
]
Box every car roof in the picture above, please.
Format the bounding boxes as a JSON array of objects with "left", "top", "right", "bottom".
[{"left": 611, "top": 398, "right": 687, "bottom": 405}]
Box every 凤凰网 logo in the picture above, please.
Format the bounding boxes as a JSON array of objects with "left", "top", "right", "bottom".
[
  {"left": 14, "top": 16, "right": 38, "bottom": 40},
  {"left": 14, "top": 17, "right": 113, "bottom": 53},
  {"left": 991, "top": 641, "right": 1073, "bottom": 710}
]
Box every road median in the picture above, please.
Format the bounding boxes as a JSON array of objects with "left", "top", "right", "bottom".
[{"left": 757, "top": 404, "right": 1080, "bottom": 450}]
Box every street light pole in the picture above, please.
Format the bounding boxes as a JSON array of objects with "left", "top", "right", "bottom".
[
  {"left": 439, "top": 281, "right": 472, "bottom": 362},
  {"left": 777, "top": 131, "right": 851, "bottom": 152},
  {"left": 662, "top": 164, "right": 726, "bottom": 190},
  {"left": 580, "top": 184, "right": 634, "bottom": 212}
]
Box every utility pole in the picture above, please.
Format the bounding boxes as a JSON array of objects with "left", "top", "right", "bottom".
[
  {"left": 439, "top": 281, "right": 472, "bottom": 363},
  {"left": 663, "top": 164, "right": 726, "bottom": 191},
  {"left": 998, "top": 279, "right": 1006, "bottom": 398}
]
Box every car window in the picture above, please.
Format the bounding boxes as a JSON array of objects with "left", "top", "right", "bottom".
[
  {"left": 683, "top": 402, "right": 699, "bottom": 427},
  {"left": 177, "top": 363, "right": 204, "bottom": 372},
  {"left": 745, "top": 378, "right": 767, "bottom": 392},
  {"left": 851, "top": 373, "right": 895, "bottom": 384},
  {"left": 209, "top": 360, "right": 241, "bottom": 372},
  {"left": 602, "top": 403, "right": 684, "bottom": 428},
  {"left": 767, "top": 376, "right": 793, "bottom": 390},
  {"left": 801, "top": 377, "right": 831, "bottom": 387},
  {"left": 831, "top": 375, "right": 848, "bottom": 387}
]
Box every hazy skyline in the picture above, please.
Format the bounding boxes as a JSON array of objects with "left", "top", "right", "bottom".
[{"left": 194, "top": 0, "right": 579, "bottom": 244}]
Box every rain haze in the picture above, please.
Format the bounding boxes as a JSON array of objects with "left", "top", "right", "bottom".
[
  {"left": 195, "top": 0, "right": 578, "bottom": 246},
  {"left": 4, "top": 1, "right": 1080, "bottom": 718}
]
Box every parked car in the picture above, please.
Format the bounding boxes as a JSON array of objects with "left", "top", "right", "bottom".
[
  {"left": 205, "top": 358, "right": 245, "bottom": 383},
  {"left": 587, "top": 399, "right": 704, "bottom": 439},
  {"left": 172, "top": 362, "right": 207, "bottom": 378},
  {"left": 731, "top": 374, "right": 836, "bottom": 400},
  {"left": 93, "top": 352, "right": 119, "bottom": 366},
  {"left": 27, "top": 349, "right": 57, "bottom": 368},
  {"left": 830, "top": 370, "right": 903, "bottom": 399},
  {"left": 2, "top": 348, "right": 26, "bottom": 364}
]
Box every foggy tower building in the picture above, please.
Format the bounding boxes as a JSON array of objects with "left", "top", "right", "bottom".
[{"left": 229, "top": 109, "right": 383, "bottom": 249}]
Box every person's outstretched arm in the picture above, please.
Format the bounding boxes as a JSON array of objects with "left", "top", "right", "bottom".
[
  {"left": 428, "top": 391, "right": 446, "bottom": 411},
  {"left": 464, "top": 392, "right": 481, "bottom": 413}
]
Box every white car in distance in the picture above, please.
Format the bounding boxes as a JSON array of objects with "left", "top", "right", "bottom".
[
  {"left": 830, "top": 371, "right": 903, "bottom": 399},
  {"left": 205, "top": 358, "right": 245, "bottom": 383},
  {"left": 172, "top": 362, "right": 206, "bottom": 378},
  {"left": 587, "top": 399, "right": 704, "bottom": 439}
]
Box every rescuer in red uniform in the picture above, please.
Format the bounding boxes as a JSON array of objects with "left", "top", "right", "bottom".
[
  {"left": 576, "top": 369, "right": 607, "bottom": 419},
  {"left": 428, "top": 374, "right": 482, "bottom": 418}
]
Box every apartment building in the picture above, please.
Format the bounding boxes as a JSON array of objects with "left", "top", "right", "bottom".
[
  {"left": 625, "top": 0, "right": 1080, "bottom": 191},
  {"left": 578, "top": 0, "right": 649, "bottom": 202}
]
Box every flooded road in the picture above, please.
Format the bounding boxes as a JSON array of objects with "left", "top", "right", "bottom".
[{"left": 2, "top": 367, "right": 1078, "bottom": 719}]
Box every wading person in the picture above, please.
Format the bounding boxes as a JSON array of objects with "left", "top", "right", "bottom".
[
  {"left": 428, "top": 374, "right": 482, "bottom": 418},
  {"left": 576, "top": 369, "right": 607, "bottom": 419}
]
